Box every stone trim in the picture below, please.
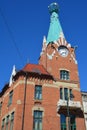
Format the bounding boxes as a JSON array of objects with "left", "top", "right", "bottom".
[
  {"left": 32, "top": 106, "right": 44, "bottom": 117},
  {"left": 59, "top": 68, "right": 70, "bottom": 72},
  {"left": 43, "top": 83, "right": 58, "bottom": 88},
  {"left": 3, "top": 80, "right": 35, "bottom": 98},
  {"left": 54, "top": 81, "right": 79, "bottom": 89}
]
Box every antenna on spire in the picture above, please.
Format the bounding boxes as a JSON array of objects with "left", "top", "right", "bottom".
[{"left": 48, "top": 3, "right": 59, "bottom": 14}]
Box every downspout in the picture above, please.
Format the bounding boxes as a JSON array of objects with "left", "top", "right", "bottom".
[{"left": 22, "top": 72, "right": 28, "bottom": 130}]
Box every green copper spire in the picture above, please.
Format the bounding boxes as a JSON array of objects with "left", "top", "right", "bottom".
[{"left": 47, "top": 3, "right": 64, "bottom": 44}]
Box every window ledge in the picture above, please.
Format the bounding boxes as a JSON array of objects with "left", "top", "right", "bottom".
[
  {"left": 58, "top": 79, "right": 79, "bottom": 84},
  {"left": 34, "top": 99, "right": 42, "bottom": 104}
]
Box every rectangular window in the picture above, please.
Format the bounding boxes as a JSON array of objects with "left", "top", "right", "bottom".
[
  {"left": 60, "top": 70, "right": 69, "bottom": 80},
  {"left": 60, "top": 88, "right": 73, "bottom": 101},
  {"left": 64, "top": 88, "right": 68, "bottom": 100},
  {"left": 60, "top": 88, "right": 63, "bottom": 99},
  {"left": 6, "top": 115, "right": 9, "bottom": 130},
  {"left": 0, "top": 102, "right": 2, "bottom": 115},
  {"left": 2, "top": 118, "right": 5, "bottom": 130},
  {"left": 10, "top": 112, "right": 15, "bottom": 130},
  {"left": 33, "top": 111, "right": 43, "bottom": 130},
  {"left": 70, "top": 89, "right": 73, "bottom": 100},
  {"left": 35, "top": 85, "right": 42, "bottom": 100},
  {"left": 8, "top": 90, "right": 13, "bottom": 106},
  {"left": 60, "top": 114, "right": 76, "bottom": 130},
  {"left": 60, "top": 114, "right": 66, "bottom": 130},
  {"left": 70, "top": 115, "right": 76, "bottom": 130}
]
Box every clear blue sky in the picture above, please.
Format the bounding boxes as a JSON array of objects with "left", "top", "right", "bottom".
[{"left": 0, "top": 0, "right": 87, "bottom": 91}]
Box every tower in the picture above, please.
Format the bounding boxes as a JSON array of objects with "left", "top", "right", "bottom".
[
  {"left": 39, "top": 2, "right": 85, "bottom": 130},
  {"left": 39, "top": 3, "right": 78, "bottom": 82}
]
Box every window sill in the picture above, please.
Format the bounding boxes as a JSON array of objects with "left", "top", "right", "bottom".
[
  {"left": 34, "top": 99, "right": 42, "bottom": 105},
  {"left": 59, "top": 79, "right": 79, "bottom": 84}
]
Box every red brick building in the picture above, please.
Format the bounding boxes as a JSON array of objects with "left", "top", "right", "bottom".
[{"left": 0, "top": 2, "right": 86, "bottom": 130}]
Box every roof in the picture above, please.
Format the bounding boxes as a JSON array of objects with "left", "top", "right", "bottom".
[
  {"left": 13, "top": 63, "right": 54, "bottom": 81},
  {"left": 0, "top": 83, "right": 9, "bottom": 97},
  {"left": 22, "top": 63, "right": 49, "bottom": 75},
  {"left": 0, "top": 64, "right": 53, "bottom": 97},
  {"left": 47, "top": 3, "right": 64, "bottom": 44}
]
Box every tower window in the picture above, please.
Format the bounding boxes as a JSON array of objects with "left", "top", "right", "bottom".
[
  {"left": 33, "top": 110, "right": 43, "bottom": 130},
  {"left": 35, "top": 85, "right": 42, "bottom": 100},
  {"left": 60, "top": 70, "right": 69, "bottom": 80}
]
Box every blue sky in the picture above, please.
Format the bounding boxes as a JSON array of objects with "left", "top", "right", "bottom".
[{"left": 0, "top": 0, "right": 87, "bottom": 91}]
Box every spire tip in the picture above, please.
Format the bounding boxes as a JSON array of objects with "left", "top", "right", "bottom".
[{"left": 48, "top": 2, "right": 59, "bottom": 14}]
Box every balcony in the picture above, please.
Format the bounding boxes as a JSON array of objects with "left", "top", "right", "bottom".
[
  {"left": 57, "top": 99, "right": 83, "bottom": 117},
  {"left": 83, "top": 102, "right": 87, "bottom": 113}
]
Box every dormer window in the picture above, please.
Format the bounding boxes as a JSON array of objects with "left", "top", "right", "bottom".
[{"left": 60, "top": 70, "right": 69, "bottom": 80}]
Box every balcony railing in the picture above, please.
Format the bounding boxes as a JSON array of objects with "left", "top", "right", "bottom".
[
  {"left": 83, "top": 102, "right": 87, "bottom": 113},
  {"left": 57, "top": 99, "right": 82, "bottom": 112}
]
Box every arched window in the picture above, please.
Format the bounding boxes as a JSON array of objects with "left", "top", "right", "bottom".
[{"left": 60, "top": 70, "right": 69, "bottom": 80}]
